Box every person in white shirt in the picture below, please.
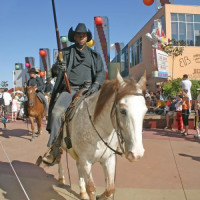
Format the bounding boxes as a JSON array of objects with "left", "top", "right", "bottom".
[
  {"left": 3, "top": 88, "right": 12, "bottom": 114},
  {"left": 180, "top": 74, "right": 192, "bottom": 101}
]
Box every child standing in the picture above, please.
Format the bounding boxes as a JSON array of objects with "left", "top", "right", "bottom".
[
  {"left": 175, "top": 94, "right": 183, "bottom": 134},
  {"left": 2, "top": 113, "right": 8, "bottom": 130}
]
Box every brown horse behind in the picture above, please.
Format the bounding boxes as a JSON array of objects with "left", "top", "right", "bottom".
[{"left": 27, "top": 85, "right": 44, "bottom": 141}]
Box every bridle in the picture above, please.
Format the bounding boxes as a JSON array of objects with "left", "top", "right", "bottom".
[
  {"left": 27, "top": 87, "right": 37, "bottom": 107},
  {"left": 86, "top": 90, "right": 144, "bottom": 156}
]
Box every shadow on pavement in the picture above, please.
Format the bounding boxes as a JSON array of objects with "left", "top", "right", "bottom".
[
  {"left": 0, "top": 128, "right": 31, "bottom": 141},
  {"left": 145, "top": 128, "right": 200, "bottom": 143},
  {"left": 179, "top": 153, "right": 200, "bottom": 162},
  {"left": 0, "top": 160, "right": 80, "bottom": 200}
]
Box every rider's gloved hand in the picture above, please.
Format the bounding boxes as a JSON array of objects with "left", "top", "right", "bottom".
[
  {"left": 51, "top": 61, "right": 66, "bottom": 78},
  {"left": 84, "top": 83, "right": 100, "bottom": 96},
  {"left": 57, "top": 61, "right": 66, "bottom": 71}
]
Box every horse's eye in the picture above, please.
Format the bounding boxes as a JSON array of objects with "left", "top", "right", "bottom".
[{"left": 120, "top": 109, "right": 127, "bottom": 116}]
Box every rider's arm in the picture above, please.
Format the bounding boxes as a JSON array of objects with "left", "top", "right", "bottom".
[{"left": 36, "top": 77, "right": 45, "bottom": 92}]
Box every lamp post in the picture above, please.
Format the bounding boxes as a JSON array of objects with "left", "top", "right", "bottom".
[{"left": 13, "top": 71, "right": 15, "bottom": 93}]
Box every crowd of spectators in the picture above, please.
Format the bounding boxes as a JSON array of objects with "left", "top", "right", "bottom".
[
  {"left": 143, "top": 85, "right": 195, "bottom": 136},
  {"left": 0, "top": 89, "right": 25, "bottom": 130}
]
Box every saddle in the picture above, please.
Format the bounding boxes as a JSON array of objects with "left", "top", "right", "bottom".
[
  {"left": 65, "top": 89, "right": 87, "bottom": 122},
  {"left": 37, "top": 93, "right": 43, "bottom": 103},
  {"left": 63, "top": 89, "right": 87, "bottom": 154}
]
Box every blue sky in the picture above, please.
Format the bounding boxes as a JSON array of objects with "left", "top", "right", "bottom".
[{"left": 0, "top": 0, "right": 199, "bottom": 88}]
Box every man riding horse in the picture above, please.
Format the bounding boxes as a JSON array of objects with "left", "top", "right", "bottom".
[
  {"left": 43, "top": 23, "right": 105, "bottom": 164},
  {"left": 26, "top": 68, "right": 48, "bottom": 113}
]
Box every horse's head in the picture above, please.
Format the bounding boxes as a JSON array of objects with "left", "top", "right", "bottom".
[
  {"left": 27, "top": 85, "right": 37, "bottom": 107},
  {"left": 114, "top": 71, "right": 147, "bottom": 162},
  {"left": 94, "top": 71, "right": 147, "bottom": 162}
]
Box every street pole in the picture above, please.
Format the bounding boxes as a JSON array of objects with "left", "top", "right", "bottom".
[
  {"left": 51, "top": 0, "right": 71, "bottom": 93},
  {"left": 13, "top": 71, "right": 15, "bottom": 93},
  {"left": 172, "top": 54, "right": 175, "bottom": 80}
]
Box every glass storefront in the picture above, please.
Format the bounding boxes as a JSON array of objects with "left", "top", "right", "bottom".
[{"left": 130, "top": 37, "right": 143, "bottom": 67}]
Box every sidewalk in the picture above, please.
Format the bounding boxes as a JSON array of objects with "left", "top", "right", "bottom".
[{"left": 0, "top": 120, "right": 200, "bottom": 200}]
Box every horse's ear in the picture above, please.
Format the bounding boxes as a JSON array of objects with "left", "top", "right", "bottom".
[
  {"left": 137, "top": 70, "right": 146, "bottom": 90},
  {"left": 116, "top": 69, "right": 126, "bottom": 87}
]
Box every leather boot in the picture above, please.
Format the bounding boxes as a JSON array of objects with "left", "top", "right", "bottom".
[
  {"left": 42, "top": 146, "right": 63, "bottom": 165},
  {"left": 42, "top": 154, "right": 54, "bottom": 164}
]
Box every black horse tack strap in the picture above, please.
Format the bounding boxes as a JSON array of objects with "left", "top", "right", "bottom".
[{"left": 86, "top": 102, "right": 123, "bottom": 156}]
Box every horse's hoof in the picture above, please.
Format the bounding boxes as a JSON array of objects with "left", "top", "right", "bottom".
[
  {"left": 58, "top": 177, "right": 65, "bottom": 185},
  {"left": 96, "top": 193, "right": 114, "bottom": 200},
  {"left": 34, "top": 132, "right": 41, "bottom": 137},
  {"left": 80, "top": 192, "right": 89, "bottom": 200},
  {"left": 30, "top": 137, "right": 35, "bottom": 142}
]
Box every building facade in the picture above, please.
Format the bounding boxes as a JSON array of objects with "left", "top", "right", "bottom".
[{"left": 113, "top": 4, "right": 200, "bottom": 91}]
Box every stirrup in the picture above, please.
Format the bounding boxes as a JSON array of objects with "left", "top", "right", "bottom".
[{"left": 43, "top": 148, "right": 63, "bottom": 166}]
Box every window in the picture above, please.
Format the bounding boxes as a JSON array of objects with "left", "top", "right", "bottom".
[
  {"left": 171, "top": 13, "right": 200, "bottom": 46},
  {"left": 120, "top": 53, "right": 125, "bottom": 72},
  {"left": 187, "top": 23, "right": 194, "bottom": 46},
  {"left": 195, "top": 23, "right": 200, "bottom": 46},
  {"left": 129, "top": 37, "right": 142, "bottom": 67},
  {"left": 129, "top": 46, "right": 133, "bottom": 67}
]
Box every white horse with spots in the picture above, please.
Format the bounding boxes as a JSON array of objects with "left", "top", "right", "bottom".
[{"left": 59, "top": 71, "right": 147, "bottom": 200}]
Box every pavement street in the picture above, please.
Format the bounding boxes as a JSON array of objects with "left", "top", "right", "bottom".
[{"left": 0, "top": 119, "right": 200, "bottom": 200}]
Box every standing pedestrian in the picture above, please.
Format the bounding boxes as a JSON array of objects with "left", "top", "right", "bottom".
[
  {"left": 3, "top": 88, "right": 12, "bottom": 115},
  {"left": 175, "top": 94, "right": 183, "bottom": 134},
  {"left": 180, "top": 74, "right": 192, "bottom": 101},
  {"left": 11, "top": 96, "right": 19, "bottom": 121},
  {"left": 182, "top": 90, "right": 191, "bottom": 136}
]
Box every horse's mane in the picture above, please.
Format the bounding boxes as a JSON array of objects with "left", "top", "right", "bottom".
[{"left": 94, "top": 78, "right": 137, "bottom": 121}]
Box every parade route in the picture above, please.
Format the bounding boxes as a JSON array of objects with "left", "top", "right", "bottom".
[{"left": 0, "top": 119, "right": 200, "bottom": 200}]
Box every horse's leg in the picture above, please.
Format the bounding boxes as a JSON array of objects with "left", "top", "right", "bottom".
[
  {"left": 97, "top": 155, "right": 116, "bottom": 200},
  {"left": 77, "top": 161, "right": 89, "bottom": 200},
  {"left": 58, "top": 160, "right": 65, "bottom": 184},
  {"left": 36, "top": 116, "right": 42, "bottom": 135},
  {"left": 29, "top": 116, "right": 35, "bottom": 141},
  {"left": 77, "top": 161, "right": 96, "bottom": 200}
]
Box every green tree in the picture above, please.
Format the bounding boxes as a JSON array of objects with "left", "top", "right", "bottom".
[
  {"left": 191, "top": 80, "right": 200, "bottom": 99},
  {"left": 162, "top": 78, "right": 182, "bottom": 98}
]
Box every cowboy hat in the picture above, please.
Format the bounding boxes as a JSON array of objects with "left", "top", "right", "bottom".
[
  {"left": 68, "top": 23, "right": 92, "bottom": 43},
  {"left": 29, "top": 68, "right": 37, "bottom": 74}
]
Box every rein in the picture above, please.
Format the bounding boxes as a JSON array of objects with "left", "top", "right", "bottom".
[
  {"left": 28, "top": 89, "right": 37, "bottom": 107},
  {"left": 86, "top": 102, "right": 123, "bottom": 156}
]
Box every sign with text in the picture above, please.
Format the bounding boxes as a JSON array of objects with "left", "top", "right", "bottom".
[
  {"left": 152, "top": 71, "right": 168, "bottom": 78},
  {"left": 156, "top": 49, "right": 168, "bottom": 72},
  {"left": 152, "top": 48, "right": 168, "bottom": 78}
]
